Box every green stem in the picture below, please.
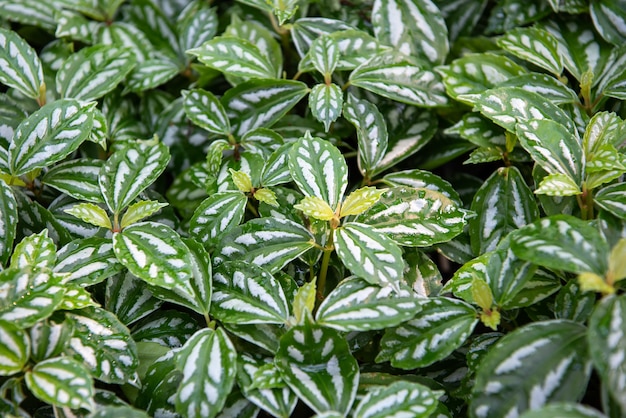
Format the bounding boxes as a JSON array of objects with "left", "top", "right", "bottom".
[
  {"left": 317, "top": 227, "right": 335, "bottom": 300},
  {"left": 246, "top": 199, "right": 259, "bottom": 218}
]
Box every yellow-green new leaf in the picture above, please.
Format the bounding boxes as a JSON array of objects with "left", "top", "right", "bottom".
[
  {"left": 471, "top": 277, "right": 493, "bottom": 311},
  {"left": 340, "top": 187, "right": 385, "bottom": 218},
  {"left": 292, "top": 278, "right": 316, "bottom": 325},
  {"left": 254, "top": 188, "right": 278, "bottom": 207},
  {"left": 294, "top": 196, "right": 335, "bottom": 221},
  {"left": 609, "top": 238, "right": 626, "bottom": 283},
  {"left": 121, "top": 200, "right": 168, "bottom": 229},
  {"left": 65, "top": 203, "right": 112, "bottom": 230},
  {"left": 230, "top": 169, "right": 253, "bottom": 193},
  {"left": 535, "top": 173, "right": 582, "bottom": 196}
]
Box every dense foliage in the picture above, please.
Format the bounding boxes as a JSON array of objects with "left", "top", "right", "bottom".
[{"left": 1, "top": 0, "right": 626, "bottom": 417}]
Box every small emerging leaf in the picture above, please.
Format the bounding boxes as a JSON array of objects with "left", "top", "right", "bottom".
[
  {"left": 340, "top": 187, "right": 385, "bottom": 218},
  {"left": 121, "top": 200, "right": 168, "bottom": 229},
  {"left": 294, "top": 196, "right": 335, "bottom": 221},
  {"left": 254, "top": 188, "right": 278, "bottom": 207},
  {"left": 292, "top": 278, "right": 316, "bottom": 325},
  {"left": 230, "top": 169, "right": 253, "bottom": 193},
  {"left": 65, "top": 203, "right": 112, "bottom": 230}
]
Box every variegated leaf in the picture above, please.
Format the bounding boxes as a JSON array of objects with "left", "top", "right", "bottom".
[
  {"left": 511, "top": 215, "right": 609, "bottom": 276},
  {"left": 224, "top": 322, "right": 284, "bottom": 354},
  {"left": 9, "top": 99, "right": 95, "bottom": 176},
  {"left": 343, "top": 93, "right": 388, "bottom": 176},
  {"left": 131, "top": 310, "right": 200, "bottom": 348},
  {"left": 13, "top": 190, "right": 73, "bottom": 245},
  {"left": 190, "top": 192, "right": 247, "bottom": 249},
  {"left": 97, "top": 21, "right": 153, "bottom": 62},
  {"left": 595, "top": 183, "right": 626, "bottom": 219},
  {"left": 56, "top": 44, "right": 136, "bottom": 101},
  {"left": 591, "top": 0, "right": 626, "bottom": 45},
  {"left": 59, "top": 284, "right": 97, "bottom": 311},
  {"left": 288, "top": 134, "right": 348, "bottom": 210},
  {"left": 353, "top": 381, "right": 442, "bottom": 418},
  {"left": 25, "top": 357, "right": 94, "bottom": 411},
  {"left": 315, "top": 277, "right": 421, "bottom": 331},
  {"left": 124, "top": 58, "right": 180, "bottom": 93},
  {"left": 213, "top": 217, "right": 315, "bottom": 274},
  {"left": 182, "top": 89, "right": 231, "bottom": 136},
  {"left": 469, "top": 166, "right": 539, "bottom": 254},
  {"left": 309, "top": 83, "right": 343, "bottom": 133},
  {"left": 588, "top": 294, "right": 626, "bottom": 410},
  {"left": 471, "top": 320, "right": 591, "bottom": 418},
  {"left": 376, "top": 297, "right": 478, "bottom": 369},
  {"left": 177, "top": 3, "right": 219, "bottom": 53},
  {"left": 497, "top": 27, "right": 562, "bottom": 76},
  {"left": 0, "top": 321, "right": 29, "bottom": 375},
  {"left": 308, "top": 34, "right": 339, "bottom": 76},
  {"left": 350, "top": 52, "right": 448, "bottom": 107},
  {"left": 383, "top": 169, "right": 461, "bottom": 204},
  {"left": 0, "top": 27, "right": 44, "bottom": 99},
  {"left": 105, "top": 272, "right": 163, "bottom": 326},
  {"left": 29, "top": 320, "right": 71, "bottom": 363},
  {"left": 583, "top": 111, "right": 624, "bottom": 159},
  {"left": 0, "top": 178, "right": 17, "bottom": 266},
  {"left": 554, "top": 280, "right": 595, "bottom": 323},
  {"left": 54, "top": 237, "right": 123, "bottom": 286},
  {"left": 42, "top": 158, "right": 104, "bottom": 203},
  {"left": 498, "top": 73, "right": 579, "bottom": 104},
  {"left": 372, "top": 0, "right": 448, "bottom": 65},
  {"left": 518, "top": 403, "right": 607, "bottom": 418},
  {"left": 10, "top": 229, "right": 56, "bottom": 269},
  {"left": 0, "top": 0, "right": 57, "bottom": 31},
  {"left": 175, "top": 328, "right": 238, "bottom": 418},
  {"left": 54, "top": 9, "right": 98, "bottom": 44},
  {"left": 222, "top": 79, "right": 308, "bottom": 136},
  {"left": 404, "top": 248, "right": 443, "bottom": 297},
  {"left": 436, "top": 0, "right": 488, "bottom": 41},
  {"left": 535, "top": 173, "right": 582, "bottom": 196},
  {"left": 120, "top": 200, "right": 168, "bottom": 229},
  {"left": 275, "top": 319, "right": 359, "bottom": 415},
  {"left": 65, "top": 306, "right": 139, "bottom": 385},
  {"left": 99, "top": 140, "right": 170, "bottom": 214},
  {"left": 212, "top": 261, "right": 289, "bottom": 324},
  {"left": 126, "top": 0, "right": 182, "bottom": 62},
  {"left": 65, "top": 203, "right": 112, "bottom": 230},
  {"left": 136, "top": 350, "right": 181, "bottom": 415},
  {"left": 290, "top": 17, "right": 354, "bottom": 58},
  {"left": 0, "top": 267, "right": 64, "bottom": 328},
  {"left": 260, "top": 143, "right": 292, "bottom": 187}
]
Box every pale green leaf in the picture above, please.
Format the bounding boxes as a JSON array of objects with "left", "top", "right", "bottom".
[
  {"left": 65, "top": 203, "right": 112, "bottom": 230},
  {"left": 340, "top": 187, "right": 385, "bottom": 218},
  {"left": 535, "top": 173, "right": 582, "bottom": 196},
  {"left": 294, "top": 196, "right": 335, "bottom": 221},
  {"left": 120, "top": 200, "right": 168, "bottom": 229}
]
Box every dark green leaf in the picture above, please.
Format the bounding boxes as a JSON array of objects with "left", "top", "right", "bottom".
[
  {"left": 0, "top": 179, "right": 17, "bottom": 266},
  {"left": 353, "top": 380, "right": 442, "bottom": 418},
  {"left": 55, "top": 237, "right": 123, "bottom": 286},
  {"left": 42, "top": 158, "right": 104, "bottom": 203},
  {"left": 182, "top": 88, "right": 231, "bottom": 136},
  {"left": 0, "top": 321, "right": 29, "bottom": 376},
  {"left": 0, "top": 27, "right": 44, "bottom": 99},
  {"left": 309, "top": 83, "right": 343, "bottom": 133}
]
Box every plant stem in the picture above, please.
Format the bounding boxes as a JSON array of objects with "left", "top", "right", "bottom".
[{"left": 317, "top": 228, "right": 335, "bottom": 299}]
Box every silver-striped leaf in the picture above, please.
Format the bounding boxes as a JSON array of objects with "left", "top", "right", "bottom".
[
  {"left": 275, "top": 319, "right": 359, "bottom": 415},
  {"left": 30, "top": 320, "right": 71, "bottom": 363},
  {"left": 131, "top": 310, "right": 200, "bottom": 348},
  {"left": 357, "top": 187, "right": 469, "bottom": 247},
  {"left": 315, "top": 277, "right": 421, "bottom": 332},
  {"left": 99, "top": 140, "right": 170, "bottom": 214},
  {"left": 404, "top": 248, "right": 443, "bottom": 297},
  {"left": 105, "top": 272, "right": 163, "bottom": 326},
  {"left": 54, "top": 9, "right": 98, "bottom": 44},
  {"left": 383, "top": 169, "right": 462, "bottom": 204},
  {"left": 554, "top": 280, "right": 596, "bottom": 323},
  {"left": 288, "top": 134, "right": 348, "bottom": 210},
  {"left": 136, "top": 350, "right": 181, "bottom": 415},
  {"left": 65, "top": 306, "right": 139, "bottom": 385},
  {"left": 353, "top": 380, "right": 442, "bottom": 418},
  {"left": 588, "top": 294, "right": 626, "bottom": 411},
  {"left": 222, "top": 79, "right": 309, "bottom": 136},
  {"left": 349, "top": 51, "right": 448, "bottom": 107},
  {"left": 212, "top": 261, "right": 289, "bottom": 325},
  {"left": 497, "top": 27, "right": 562, "bottom": 76},
  {"left": 343, "top": 93, "right": 388, "bottom": 177},
  {"left": 189, "top": 35, "right": 279, "bottom": 80},
  {"left": 213, "top": 217, "right": 315, "bottom": 274},
  {"left": 126, "top": 0, "right": 182, "bottom": 63},
  {"left": 0, "top": 178, "right": 17, "bottom": 266},
  {"left": 595, "top": 183, "right": 626, "bottom": 219},
  {"left": 498, "top": 73, "right": 579, "bottom": 104},
  {"left": 309, "top": 83, "right": 343, "bottom": 133},
  {"left": 0, "top": 267, "right": 64, "bottom": 328},
  {"left": 470, "top": 320, "right": 591, "bottom": 418},
  {"left": 54, "top": 237, "right": 123, "bottom": 286},
  {"left": 518, "top": 403, "right": 607, "bottom": 418},
  {"left": 591, "top": 0, "right": 626, "bottom": 45},
  {"left": 9, "top": 99, "right": 95, "bottom": 176},
  {"left": 0, "top": 27, "right": 44, "bottom": 99},
  {"left": 0, "top": 321, "right": 29, "bottom": 375},
  {"left": 123, "top": 58, "right": 180, "bottom": 93},
  {"left": 175, "top": 328, "right": 238, "bottom": 418},
  {"left": 190, "top": 192, "right": 247, "bottom": 249},
  {"left": 260, "top": 143, "right": 292, "bottom": 187},
  {"left": 290, "top": 17, "right": 354, "bottom": 58},
  {"left": 13, "top": 190, "right": 73, "bottom": 245},
  {"left": 56, "top": 44, "right": 137, "bottom": 102},
  {"left": 59, "top": 284, "right": 97, "bottom": 311},
  {"left": 177, "top": 3, "right": 219, "bottom": 53},
  {"left": 182, "top": 89, "right": 231, "bottom": 136},
  {"left": 469, "top": 166, "right": 539, "bottom": 254},
  {"left": 10, "top": 229, "right": 56, "bottom": 269},
  {"left": 42, "top": 158, "right": 104, "bottom": 203},
  {"left": 511, "top": 215, "right": 609, "bottom": 276},
  {"left": 25, "top": 357, "right": 94, "bottom": 411},
  {"left": 0, "top": 0, "right": 57, "bottom": 31},
  {"left": 376, "top": 297, "right": 478, "bottom": 369},
  {"left": 97, "top": 21, "right": 152, "bottom": 62},
  {"left": 308, "top": 34, "right": 339, "bottom": 76},
  {"left": 372, "top": 0, "right": 448, "bottom": 65},
  {"left": 335, "top": 223, "right": 404, "bottom": 291}
]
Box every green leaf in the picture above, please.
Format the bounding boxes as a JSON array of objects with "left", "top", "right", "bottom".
[
  {"left": 136, "top": 350, "right": 181, "bottom": 415},
  {"left": 376, "top": 297, "right": 478, "bottom": 369},
  {"left": 126, "top": 0, "right": 182, "bottom": 63},
  {"left": 353, "top": 381, "right": 442, "bottom": 418},
  {"left": 65, "top": 203, "right": 112, "bottom": 230},
  {"left": 56, "top": 44, "right": 136, "bottom": 101},
  {"left": 25, "top": 357, "right": 94, "bottom": 411},
  {"left": 315, "top": 277, "right": 421, "bottom": 332},
  {"left": 343, "top": 93, "right": 388, "bottom": 176},
  {"left": 121, "top": 200, "right": 168, "bottom": 229},
  {"left": 99, "top": 139, "right": 170, "bottom": 214},
  {"left": 178, "top": 3, "right": 219, "bottom": 53},
  {"left": 340, "top": 187, "right": 385, "bottom": 218},
  {"left": 42, "top": 158, "right": 104, "bottom": 203},
  {"left": 230, "top": 169, "right": 253, "bottom": 193},
  {"left": 554, "top": 280, "right": 596, "bottom": 323},
  {"left": 190, "top": 192, "right": 247, "bottom": 249},
  {"left": 0, "top": 267, "right": 64, "bottom": 328},
  {"left": 383, "top": 169, "right": 462, "bottom": 205},
  {"left": 0, "top": 179, "right": 18, "bottom": 266},
  {"left": 0, "top": 27, "right": 44, "bottom": 99},
  {"left": 60, "top": 284, "right": 98, "bottom": 311},
  {"left": 113, "top": 221, "right": 193, "bottom": 291},
  {"left": 212, "top": 261, "right": 289, "bottom": 324},
  {"left": 588, "top": 295, "right": 626, "bottom": 411},
  {"left": 131, "top": 310, "right": 199, "bottom": 348},
  {"left": 536, "top": 173, "right": 583, "bottom": 196},
  {"left": 511, "top": 215, "right": 610, "bottom": 275},
  {"left": 308, "top": 83, "right": 343, "bottom": 133},
  {"left": 182, "top": 89, "right": 231, "bottom": 136},
  {"left": 0, "top": 0, "right": 57, "bottom": 31},
  {"left": 469, "top": 167, "right": 539, "bottom": 254},
  {"left": 275, "top": 319, "right": 359, "bottom": 415},
  {"left": 260, "top": 143, "right": 292, "bottom": 187},
  {"left": 294, "top": 196, "right": 335, "bottom": 221},
  {"left": 590, "top": 0, "right": 626, "bottom": 45},
  {"left": 290, "top": 17, "right": 354, "bottom": 58},
  {"left": 30, "top": 320, "right": 72, "bottom": 362},
  {"left": 0, "top": 321, "right": 29, "bottom": 376},
  {"left": 292, "top": 278, "right": 316, "bottom": 325},
  {"left": 105, "top": 272, "right": 163, "bottom": 326},
  {"left": 124, "top": 58, "right": 180, "bottom": 93},
  {"left": 222, "top": 79, "right": 309, "bottom": 136},
  {"left": 471, "top": 320, "right": 591, "bottom": 418},
  {"left": 65, "top": 306, "right": 139, "bottom": 385},
  {"left": 497, "top": 27, "right": 562, "bottom": 76},
  {"left": 54, "top": 237, "right": 123, "bottom": 286},
  {"left": 289, "top": 134, "right": 348, "bottom": 210},
  {"left": 357, "top": 187, "right": 470, "bottom": 247},
  {"left": 9, "top": 99, "right": 95, "bottom": 176},
  {"left": 10, "top": 229, "right": 56, "bottom": 269},
  {"left": 349, "top": 51, "right": 448, "bottom": 107},
  {"left": 175, "top": 328, "right": 237, "bottom": 418},
  {"left": 518, "top": 403, "right": 607, "bottom": 418},
  {"left": 595, "top": 183, "right": 626, "bottom": 219},
  {"left": 336, "top": 222, "right": 404, "bottom": 291},
  {"left": 213, "top": 217, "right": 315, "bottom": 274},
  {"left": 403, "top": 248, "right": 443, "bottom": 297},
  {"left": 372, "top": 0, "right": 449, "bottom": 65},
  {"left": 308, "top": 34, "right": 339, "bottom": 77},
  {"left": 189, "top": 35, "right": 279, "bottom": 80},
  {"left": 498, "top": 73, "right": 579, "bottom": 104}
]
